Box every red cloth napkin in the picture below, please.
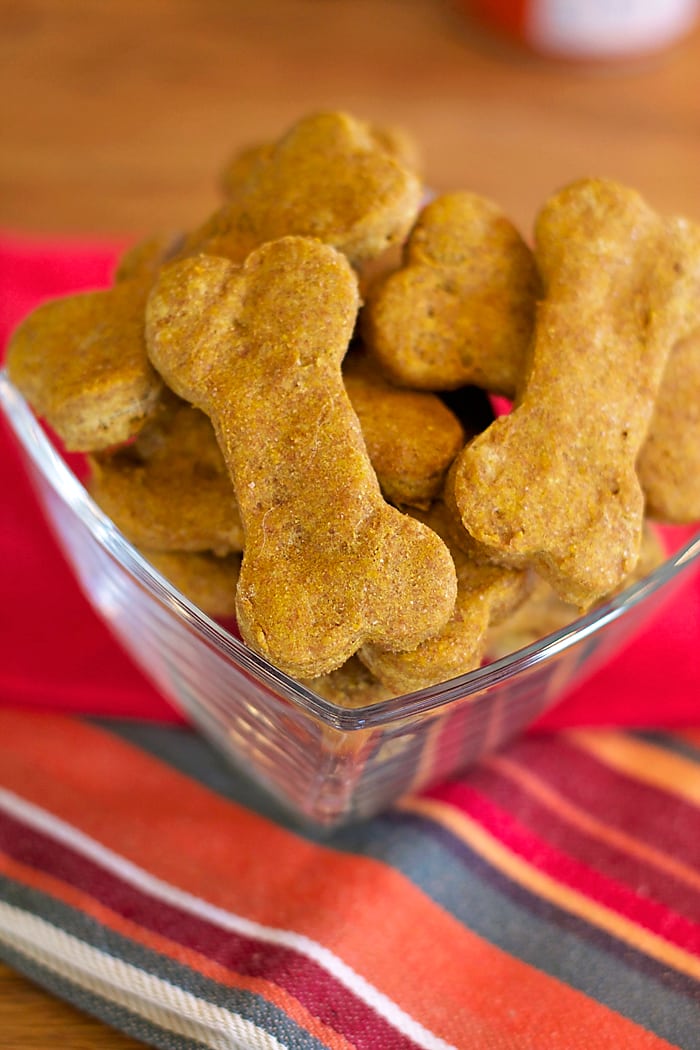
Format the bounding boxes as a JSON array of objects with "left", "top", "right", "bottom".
[{"left": 1, "top": 233, "right": 698, "bottom": 729}]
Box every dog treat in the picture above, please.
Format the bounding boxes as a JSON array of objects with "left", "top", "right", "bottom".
[
  {"left": 362, "top": 191, "right": 541, "bottom": 397},
  {"left": 114, "top": 231, "right": 185, "bottom": 284},
  {"left": 343, "top": 348, "right": 466, "bottom": 508},
  {"left": 487, "top": 521, "right": 666, "bottom": 659},
  {"left": 8, "top": 106, "right": 700, "bottom": 698},
  {"left": 358, "top": 502, "right": 530, "bottom": 693},
  {"left": 5, "top": 278, "right": 163, "bottom": 451},
  {"left": 446, "top": 177, "right": 699, "bottom": 609},
  {"left": 146, "top": 236, "right": 458, "bottom": 678},
  {"left": 639, "top": 328, "right": 700, "bottom": 523},
  {"left": 635, "top": 215, "right": 700, "bottom": 523},
  {"left": 368, "top": 121, "right": 422, "bottom": 175},
  {"left": 219, "top": 142, "right": 271, "bottom": 200},
  {"left": 88, "top": 395, "right": 244, "bottom": 554},
  {"left": 143, "top": 549, "right": 242, "bottom": 619},
  {"left": 302, "top": 656, "right": 395, "bottom": 707},
  {"left": 184, "top": 111, "right": 422, "bottom": 269},
  {"left": 220, "top": 118, "right": 421, "bottom": 200}
]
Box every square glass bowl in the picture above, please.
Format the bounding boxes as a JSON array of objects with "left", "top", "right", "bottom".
[{"left": 2, "top": 367, "right": 699, "bottom": 828}]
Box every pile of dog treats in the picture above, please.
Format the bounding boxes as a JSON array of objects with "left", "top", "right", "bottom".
[{"left": 8, "top": 110, "right": 700, "bottom": 704}]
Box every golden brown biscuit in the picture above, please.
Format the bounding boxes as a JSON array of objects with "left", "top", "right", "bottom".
[
  {"left": 301, "top": 656, "right": 395, "bottom": 708},
  {"left": 114, "top": 231, "right": 185, "bottom": 284},
  {"left": 358, "top": 502, "right": 530, "bottom": 693},
  {"left": 219, "top": 142, "right": 272, "bottom": 199},
  {"left": 146, "top": 237, "right": 458, "bottom": 679},
  {"left": 5, "top": 278, "right": 162, "bottom": 451},
  {"left": 486, "top": 521, "right": 666, "bottom": 659},
  {"left": 343, "top": 349, "right": 465, "bottom": 508},
  {"left": 446, "top": 178, "right": 698, "bottom": 609},
  {"left": 485, "top": 572, "right": 568, "bottom": 661},
  {"left": 362, "top": 191, "right": 541, "bottom": 397},
  {"left": 219, "top": 117, "right": 421, "bottom": 200},
  {"left": 367, "top": 121, "right": 422, "bottom": 175},
  {"left": 639, "top": 327, "right": 700, "bottom": 523},
  {"left": 637, "top": 215, "right": 700, "bottom": 523},
  {"left": 184, "top": 111, "right": 422, "bottom": 268},
  {"left": 88, "top": 395, "right": 244, "bottom": 555},
  {"left": 143, "top": 549, "right": 241, "bottom": 619}
]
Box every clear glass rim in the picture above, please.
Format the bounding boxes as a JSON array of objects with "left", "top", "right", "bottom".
[{"left": 3, "top": 366, "right": 699, "bottom": 731}]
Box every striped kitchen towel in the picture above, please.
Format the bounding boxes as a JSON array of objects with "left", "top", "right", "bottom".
[{"left": 1, "top": 710, "right": 699, "bottom": 1049}]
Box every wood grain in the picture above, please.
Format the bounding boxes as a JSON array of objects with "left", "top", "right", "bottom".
[
  {"left": 1, "top": 1, "right": 699, "bottom": 1046},
  {"left": 0, "top": 962, "right": 146, "bottom": 1048},
  {"left": 1, "top": 0, "right": 699, "bottom": 242}
]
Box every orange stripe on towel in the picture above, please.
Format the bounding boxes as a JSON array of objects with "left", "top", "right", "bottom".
[
  {"left": 399, "top": 794, "right": 700, "bottom": 982},
  {"left": 570, "top": 730, "right": 700, "bottom": 806},
  {"left": 0, "top": 711, "right": 677, "bottom": 1050},
  {"left": 0, "top": 848, "right": 354, "bottom": 1050}
]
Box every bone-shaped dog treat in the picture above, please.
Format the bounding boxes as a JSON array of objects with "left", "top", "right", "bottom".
[
  {"left": 6, "top": 278, "right": 163, "bottom": 451},
  {"left": 342, "top": 349, "right": 466, "bottom": 509},
  {"left": 143, "top": 549, "right": 242, "bottom": 620},
  {"left": 300, "top": 656, "right": 395, "bottom": 708},
  {"left": 220, "top": 118, "right": 421, "bottom": 201},
  {"left": 486, "top": 520, "right": 666, "bottom": 661},
  {"left": 639, "top": 327, "right": 700, "bottom": 523},
  {"left": 636, "top": 216, "right": 700, "bottom": 524},
  {"left": 358, "top": 501, "right": 530, "bottom": 693},
  {"left": 146, "top": 237, "right": 457, "bottom": 679},
  {"left": 114, "top": 231, "right": 185, "bottom": 284},
  {"left": 184, "top": 111, "right": 422, "bottom": 269},
  {"left": 219, "top": 142, "right": 271, "bottom": 200},
  {"left": 446, "top": 178, "right": 698, "bottom": 609},
  {"left": 88, "top": 394, "right": 244, "bottom": 555},
  {"left": 362, "top": 192, "right": 542, "bottom": 397}
]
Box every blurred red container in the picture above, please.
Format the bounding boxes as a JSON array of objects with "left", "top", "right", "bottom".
[{"left": 464, "top": 0, "right": 699, "bottom": 61}]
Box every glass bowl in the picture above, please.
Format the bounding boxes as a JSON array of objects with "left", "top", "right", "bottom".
[{"left": 2, "top": 367, "right": 699, "bottom": 828}]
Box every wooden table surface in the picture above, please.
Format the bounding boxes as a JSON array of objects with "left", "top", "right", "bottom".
[{"left": 1, "top": 1, "right": 699, "bottom": 1046}]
